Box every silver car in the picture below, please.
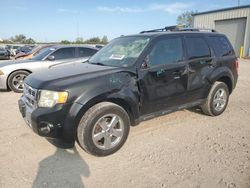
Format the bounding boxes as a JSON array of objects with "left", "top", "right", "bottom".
[{"left": 0, "top": 45, "right": 98, "bottom": 92}]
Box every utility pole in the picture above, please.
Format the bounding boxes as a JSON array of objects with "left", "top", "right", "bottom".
[{"left": 76, "top": 21, "right": 79, "bottom": 39}]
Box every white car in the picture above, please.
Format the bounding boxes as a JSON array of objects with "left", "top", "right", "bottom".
[{"left": 0, "top": 45, "right": 98, "bottom": 92}]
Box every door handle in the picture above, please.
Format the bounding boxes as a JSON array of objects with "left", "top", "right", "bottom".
[
  {"left": 208, "top": 60, "right": 217, "bottom": 67},
  {"left": 172, "top": 71, "right": 182, "bottom": 79}
]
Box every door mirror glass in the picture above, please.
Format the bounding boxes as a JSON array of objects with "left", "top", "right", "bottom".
[{"left": 47, "top": 55, "right": 55, "bottom": 61}]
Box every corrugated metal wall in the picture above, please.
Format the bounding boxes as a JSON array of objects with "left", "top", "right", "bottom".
[{"left": 193, "top": 8, "right": 250, "bottom": 57}]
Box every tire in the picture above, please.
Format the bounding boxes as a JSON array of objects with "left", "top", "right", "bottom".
[
  {"left": 8, "top": 70, "right": 29, "bottom": 93},
  {"left": 201, "top": 81, "right": 229, "bottom": 116},
  {"left": 77, "top": 102, "right": 130, "bottom": 156}
]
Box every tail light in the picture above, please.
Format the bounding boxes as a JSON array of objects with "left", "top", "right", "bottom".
[{"left": 234, "top": 59, "right": 239, "bottom": 74}]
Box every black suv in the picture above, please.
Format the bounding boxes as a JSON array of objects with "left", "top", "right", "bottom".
[{"left": 19, "top": 28, "right": 239, "bottom": 156}]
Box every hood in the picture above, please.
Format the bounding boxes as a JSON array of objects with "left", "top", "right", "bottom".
[
  {"left": 25, "top": 62, "right": 122, "bottom": 90},
  {"left": 0, "top": 59, "right": 33, "bottom": 67}
]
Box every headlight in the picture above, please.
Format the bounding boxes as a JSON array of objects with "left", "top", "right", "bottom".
[
  {"left": 38, "top": 90, "right": 68, "bottom": 108},
  {"left": 0, "top": 70, "right": 4, "bottom": 75}
]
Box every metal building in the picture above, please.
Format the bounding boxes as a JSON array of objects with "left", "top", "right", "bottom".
[{"left": 193, "top": 5, "right": 250, "bottom": 57}]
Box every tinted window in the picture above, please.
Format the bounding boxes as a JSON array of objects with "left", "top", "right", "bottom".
[
  {"left": 209, "top": 36, "right": 233, "bottom": 57},
  {"left": 51, "top": 47, "right": 75, "bottom": 60},
  {"left": 149, "top": 37, "right": 183, "bottom": 66},
  {"left": 78, "top": 47, "right": 97, "bottom": 57},
  {"left": 185, "top": 37, "right": 210, "bottom": 59}
]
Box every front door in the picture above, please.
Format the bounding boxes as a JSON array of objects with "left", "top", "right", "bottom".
[{"left": 138, "top": 36, "right": 188, "bottom": 115}]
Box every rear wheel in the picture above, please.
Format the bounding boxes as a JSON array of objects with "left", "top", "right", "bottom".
[
  {"left": 8, "top": 70, "right": 29, "bottom": 93},
  {"left": 77, "top": 102, "right": 130, "bottom": 156},
  {"left": 201, "top": 81, "right": 229, "bottom": 116}
]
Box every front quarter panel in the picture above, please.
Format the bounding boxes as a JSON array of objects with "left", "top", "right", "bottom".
[
  {"left": 0, "top": 62, "right": 39, "bottom": 89},
  {"left": 68, "top": 71, "right": 140, "bottom": 125}
]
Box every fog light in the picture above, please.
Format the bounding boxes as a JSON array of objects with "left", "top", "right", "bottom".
[{"left": 39, "top": 122, "right": 53, "bottom": 134}]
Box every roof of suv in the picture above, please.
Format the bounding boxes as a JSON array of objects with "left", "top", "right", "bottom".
[{"left": 126, "top": 31, "right": 224, "bottom": 38}]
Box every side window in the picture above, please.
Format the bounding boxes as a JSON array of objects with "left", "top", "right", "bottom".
[
  {"left": 149, "top": 37, "right": 183, "bottom": 66},
  {"left": 51, "top": 47, "right": 75, "bottom": 60},
  {"left": 209, "top": 36, "right": 233, "bottom": 57},
  {"left": 78, "top": 47, "right": 97, "bottom": 57},
  {"left": 185, "top": 37, "right": 210, "bottom": 59}
]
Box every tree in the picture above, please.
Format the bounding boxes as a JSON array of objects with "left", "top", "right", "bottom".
[
  {"left": 61, "top": 40, "right": 71, "bottom": 44},
  {"left": 75, "top": 37, "right": 84, "bottom": 44},
  {"left": 177, "top": 10, "right": 197, "bottom": 27},
  {"left": 25, "top": 38, "right": 36, "bottom": 44},
  {"left": 85, "top": 37, "right": 101, "bottom": 44},
  {"left": 101, "top": 35, "right": 108, "bottom": 44},
  {"left": 10, "top": 34, "right": 27, "bottom": 43}
]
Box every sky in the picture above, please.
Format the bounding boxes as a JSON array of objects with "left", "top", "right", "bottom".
[{"left": 0, "top": 0, "right": 249, "bottom": 42}]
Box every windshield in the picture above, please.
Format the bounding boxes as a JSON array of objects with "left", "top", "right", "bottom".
[
  {"left": 89, "top": 36, "right": 150, "bottom": 67},
  {"left": 30, "top": 47, "right": 56, "bottom": 61}
]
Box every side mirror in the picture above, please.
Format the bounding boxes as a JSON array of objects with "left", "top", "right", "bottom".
[
  {"left": 141, "top": 55, "right": 149, "bottom": 69},
  {"left": 47, "top": 55, "right": 55, "bottom": 61}
]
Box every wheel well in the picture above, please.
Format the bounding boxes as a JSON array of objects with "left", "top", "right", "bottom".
[
  {"left": 217, "top": 76, "right": 233, "bottom": 94},
  {"left": 106, "top": 98, "right": 135, "bottom": 125},
  {"left": 7, "top": 69, "right": 32, "bottom": 89},
  {"left": 74, "top": 98, "right": 135, "bottom": 129}
]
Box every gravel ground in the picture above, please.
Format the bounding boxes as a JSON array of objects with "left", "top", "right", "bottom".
[{"left": 0, "top": 59, "right": 250, "bottom": 188}]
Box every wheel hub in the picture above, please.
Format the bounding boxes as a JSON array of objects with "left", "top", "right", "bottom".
[
  {"left": 213, "top": 88, "right": 227, "bottom": 111},
  {"left": 92, "top": 114, "right": 124, "bottom": 150}
]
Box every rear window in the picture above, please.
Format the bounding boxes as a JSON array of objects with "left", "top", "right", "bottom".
[
  {"left": 78, "top": 47, "right": 97, "bottom": 57},
  {"left": 185, "top": 37, "right": 210, "bottom": 59},
  {"left": 51, "top": 47, "right": 76, "bottom": 60},
  {"left": 208, "top": 36, "right": 234, "bottom": 57}
]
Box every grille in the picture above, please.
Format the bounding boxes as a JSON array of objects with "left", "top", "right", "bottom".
[{"left": 23, "top": 84, "right": 38, "bottom": 109}]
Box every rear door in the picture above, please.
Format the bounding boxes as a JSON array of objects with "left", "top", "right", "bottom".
[
  {"left": 184, "top": 35, "right": 216, "bottom": 102},
  {"left": 41, "top": 47, "right": 77, "bottom": 69},
  {"left": 138, "top": 36, "right": 189, "bottom": 115},
  {"left": 76, "top": 47, "right": 98, "bottom": 62},
  {"left": 51, "top": 47, "right": 77, "bottom": 61}
]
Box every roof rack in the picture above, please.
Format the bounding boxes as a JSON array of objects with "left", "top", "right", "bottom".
[
  {"left": 178, "top": 28, "right": 217, "bottom": 32},
  {"left": 140, "top": 25, "right": 181, "bottom": 33},
  {"left": 140, "top": 25, "right": 217, "bottom": 33}
]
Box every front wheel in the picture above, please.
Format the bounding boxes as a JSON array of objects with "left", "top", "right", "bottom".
[
  {"left": 77, "top": 102, "right": 130, "bottom": 156},
  {"left": 8, "top": 70, "right": 29, "bottom": 93},
  {"left": 201, "top": 81, "right": 229, "bottom": 116}
]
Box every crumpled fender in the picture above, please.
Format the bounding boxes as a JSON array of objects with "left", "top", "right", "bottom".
[{"left": 66, "top": 72, "right": 140, "bottom": 131}]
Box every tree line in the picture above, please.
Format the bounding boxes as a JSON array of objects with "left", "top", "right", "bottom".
[
  {"left": 0, "top": 34, "right": 36, "bottom": 44},
  {"left": 0, "top": 35, "right": 109, "bottom": 45},
  {"left": 61, "top": 35, "right": 108, "bottom": 45}
]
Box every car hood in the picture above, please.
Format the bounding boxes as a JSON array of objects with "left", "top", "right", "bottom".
[
  {"left": 0, "top": 59, "right": 34, "bottom": 67},
  {"left": 25, "top": 62, "right": 122, "bottom": 90}
]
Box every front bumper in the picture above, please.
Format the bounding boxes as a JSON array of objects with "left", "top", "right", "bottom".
[
  {"left": 18, "top": 96, "right": 77, "bottom": 146},
  {"left": 0, "top": 74, "right": 8, "bottom": 90}
]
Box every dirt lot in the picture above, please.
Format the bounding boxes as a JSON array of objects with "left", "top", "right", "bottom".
[{"left": 0, "top": 59, "right": 250, "bottom": 188}]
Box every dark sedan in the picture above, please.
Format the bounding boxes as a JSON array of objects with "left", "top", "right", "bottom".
[{"left": 0, "top": 47, "right": 10, "bottom": 60}]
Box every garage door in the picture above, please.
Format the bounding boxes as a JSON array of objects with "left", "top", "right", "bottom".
[{"left": 215, "top": 18, "right": 246, "bottom": 57}]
